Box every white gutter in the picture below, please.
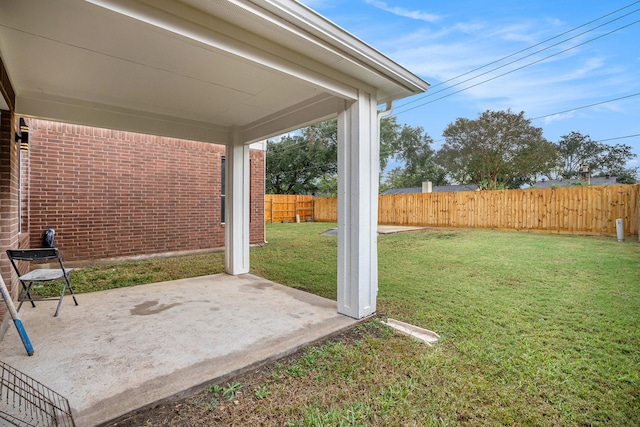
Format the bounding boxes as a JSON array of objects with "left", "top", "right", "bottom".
[
  {"left": 378, "top": 102, "right": 393, "bottom": 120},
  {"left": 253, "top": 0, "right": 430, "bottom": 95}
]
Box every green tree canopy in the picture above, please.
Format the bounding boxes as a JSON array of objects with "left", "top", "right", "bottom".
[
  {"left": 553, "top": 131, "right": 637, "bottom": 183},
  {"left": 439, "top": 110, "right": 557, "bottom": 190},
  {"left": 265, "top": 130, "right": 337, "bottom": 195},
  {"left": 553, "top": 131, "right": 602, "bottom": 179},
  {"left": 383, "top": 124, "right": 447, "bottom": 190},
  {"left": 266, "top": 116, "right": 418, "bottom": 195}
]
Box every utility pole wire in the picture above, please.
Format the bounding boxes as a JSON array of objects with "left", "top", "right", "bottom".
[
  {"left": 396, "top": 0, "right": 640, "bottom": 109},
  {"left": 400, "top": 8, "right": 640, "bottom": 105},
  {"left": 595, "top": 134, "right": 640, "bottom": 143},
  {"left": 531, "top": 92, "right": 640, "bottom": 120},
  {"left": 393, "top": 19, "right": 640, "bottom": 116}
]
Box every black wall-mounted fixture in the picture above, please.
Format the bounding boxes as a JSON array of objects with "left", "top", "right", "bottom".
[{"left": 15, "top": 117, "right": 29, "bottom": 151}]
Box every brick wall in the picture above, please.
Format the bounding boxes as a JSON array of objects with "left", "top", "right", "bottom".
[
  {"left": 250, "top": 154, "right": 266, "bottom": 243},
  {"left": 0, "top": 110, "right": 26, "bottom": 300},
  {"left": 27, "top": 119, "right": 265, "bottom": 262}
]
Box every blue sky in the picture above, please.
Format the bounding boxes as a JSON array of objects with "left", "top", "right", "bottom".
[{"left": 299, "top": 0, "right": 640, "bottom": 171}]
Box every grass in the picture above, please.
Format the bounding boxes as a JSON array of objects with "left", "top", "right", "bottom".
[
  {"left": 250, "top": 223, "right": 640, "bottom": 425},
  {"left": 69, "top": 223, "right": 639, "bottom": 426},
  {"left": 37, "top": 253, "right": 226, "bottom": 296}
]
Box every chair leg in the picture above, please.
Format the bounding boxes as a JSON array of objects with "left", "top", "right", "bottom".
[
  {"left": 17, "top": 281, "right": 36, "bottom": 312},
  {"left": 54, "top": 276, "right": 78, "bottom": 317},
  {"left": 66, "top": 276, "right": 78, "bottom": 306},
  {"left": 54, "top": 284, "right": 65, "bottom": 317}
]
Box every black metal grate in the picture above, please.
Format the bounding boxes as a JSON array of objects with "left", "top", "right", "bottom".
[{"left": 0, "top": 361, "right": 75, "bottom": 427}]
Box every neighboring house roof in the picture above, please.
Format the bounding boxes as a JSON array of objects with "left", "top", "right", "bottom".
[
  {"left": 0, "top": 0, "right": 428, "bottom": 145},
  {"left": 533, "top": 176, "right": 618, "bottom": 188},
  {"left": 382, "top": 184, "right": 479, "bottom": 195}
]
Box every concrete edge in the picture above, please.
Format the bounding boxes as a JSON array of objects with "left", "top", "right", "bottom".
[
  {"left": 382, "top": 318, "right": 440, "bottom": 346},
  {"left": 95, "top": 316, "right": 371, "bottom": 427},
  {"left": 321, "top": 226, "right": 430, "bottom": 237},
  {"left": 39, "top": 243, "right": 267, "bottom": 269}
]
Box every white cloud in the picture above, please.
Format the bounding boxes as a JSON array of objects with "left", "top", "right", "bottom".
[
  {"left": 365, "top": 0, "right": 441, "bottom": 23},
  {"left": 342, "top": 6, "right": 640, "bottom": 143},
  {"left": 543, "top": 112, "right": 576, "bottom": 124},
  {"left": 557, "top": 57, "right": 606, "bottom": 80},
  {"left": 379, "top": 17, "right": 638, "bottom": 115},
  {"left": 545, "top": 17, "right": 564, "bottom": 27},
  {"left": 452, "top": 22, "right": 486, "bottom": 34},
  {"left": 392, "top": 44, "right": 634, "bottom": 121},
  {"left": 492, "top": 23, "right": 541, "bottom": 43}
]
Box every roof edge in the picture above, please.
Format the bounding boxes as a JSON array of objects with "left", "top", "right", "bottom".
[{"left": 246, "top": 0, "right": 430, "bottom": 97}]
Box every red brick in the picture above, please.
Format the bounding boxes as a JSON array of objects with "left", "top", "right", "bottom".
[{"left": 26, "top": 119, "right": 265, "bottom": 262}]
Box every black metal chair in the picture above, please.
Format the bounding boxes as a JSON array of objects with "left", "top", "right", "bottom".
[{"left": 6, "top": 248, "right": 78, "bottom": 317}]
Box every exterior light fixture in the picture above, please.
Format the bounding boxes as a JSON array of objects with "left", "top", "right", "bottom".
[{"left": 15, "top": 117, "right": 29, "bottom": 151}]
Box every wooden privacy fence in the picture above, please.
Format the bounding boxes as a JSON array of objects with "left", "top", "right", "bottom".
[
  {"left": 265, "top": 194, "right": 314, "bottom": 223},
  {"left": 313, "top": 197, "right": 337, "bottom": 222},
  {"left": 308, "top": 184, "right": 640, "bottom": 236}
]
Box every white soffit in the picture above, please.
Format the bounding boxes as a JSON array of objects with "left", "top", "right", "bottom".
[{"left": 0, "top": 0, "right": 428, "bottom": 143}]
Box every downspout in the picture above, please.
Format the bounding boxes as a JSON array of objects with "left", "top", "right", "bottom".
[
  {"left": 377, "top": 101, "right": 392, "bottom": 184},
  {"left": 373, "top": 101, "right": 392, "bottom": 301},
  {"left": 378, "top": 102, "right": 393, "bottom": 122}
]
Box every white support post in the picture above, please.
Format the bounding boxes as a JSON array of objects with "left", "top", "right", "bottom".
[
  {"left": 225, "top": 129, "right": 251, "bottom": 275},
  {"left": 336, "top": 90, "right": 379, "bottom": 319}
]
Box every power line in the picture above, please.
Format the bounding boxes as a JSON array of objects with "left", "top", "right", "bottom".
[
  {"left": 399, "top": 8, "right": 640, "bottom": 106},
  {"left": 595, "top": 133, "right": 640, "bottom": 143},
  {"left": 393, "top": 19, "right": 640, "bottom": 116},
  {"left": 531, "top": 92, "right": 640, "bottom": 120},
  {"left": 395, "top": 1, "right": 640, "bottom": 109},
  {"left": 267, "top": 95, "right": 640, "bottom": 158},
  {"left": 267, "top": 2, "right": 640, "bottom": 157}
]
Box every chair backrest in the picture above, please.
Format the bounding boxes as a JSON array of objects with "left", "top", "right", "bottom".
[{"left": 7, "top": 248, "right": 61, "bottom": 262}]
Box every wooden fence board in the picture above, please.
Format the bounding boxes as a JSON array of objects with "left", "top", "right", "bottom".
[
  {"left": 264, "top": 195, "right": 314, "bottom": 223},
  {"left": 294, "top": 184, "right": 640, "bottom": 236},
  {"left": 313, "top": 197, "right": 337, "bottom": 222}
]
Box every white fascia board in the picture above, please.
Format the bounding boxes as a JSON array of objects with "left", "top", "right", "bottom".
[
  {"left": 246, "top": 0, "right": 430, "bottom": 98},
  {"left": 16, "top": 91, "right": 231, "bottom": 144},
  {"left": 241, "top": 93, "right": 341, "bottom": 144},
  {"left": 249, "top": 140, "right": 267, "bottom": 151},
  {"left": 86, "top": 0, "right": 358, "bottom": 101}
]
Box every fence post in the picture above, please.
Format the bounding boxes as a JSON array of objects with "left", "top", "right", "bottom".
[
  {"left": 270, "top": 199, "right": 274, "bottom": 224},
  {"left": 312, "top": 199, "right": 315, "bottom": 222}
]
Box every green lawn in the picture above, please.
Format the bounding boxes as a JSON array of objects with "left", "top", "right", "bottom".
[{"left": 78, "top": 223, "right": 640, "bottom": 425}]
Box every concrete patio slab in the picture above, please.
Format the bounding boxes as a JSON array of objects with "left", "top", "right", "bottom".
[
  {"left": 322, "top": 225, "right": 428, "bottom": 236},
  {"left": 0, "top": 274, "right": 357, "bottom": 427},
  {"left": 376, "top": 225, "right": 429, "bottom": 234}
]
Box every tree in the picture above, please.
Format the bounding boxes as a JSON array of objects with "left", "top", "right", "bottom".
[
  {"left": 305, "top": 117, "right": 401, "bottom": 174},
  {"left": 553, "top": 131, "right": 602, "bottom": 179},
  {"left": 265, "top": 131, "right": 337, "bottom": 194},
  {"left": 553, "top": 131, "right": 637, "bottom": 183},
  {"left": 383, "top": 124, "right": 447, "bottom": 189},
  {"left": 439, "top": 110, "right": 557, "bottom": 190},
  {"left": 593, "top": 142, "right": 637, "bottom": 184},
  {"left": 379, "top": 116, "right": 401, "bottom": 172},
  {"left": 266, "top": 116, "right": 409, "bottom": 195}
]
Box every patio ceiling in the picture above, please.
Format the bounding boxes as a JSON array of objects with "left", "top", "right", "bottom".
[{"left": 0, "top": 0, "right": 429, "bottom": 144}]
